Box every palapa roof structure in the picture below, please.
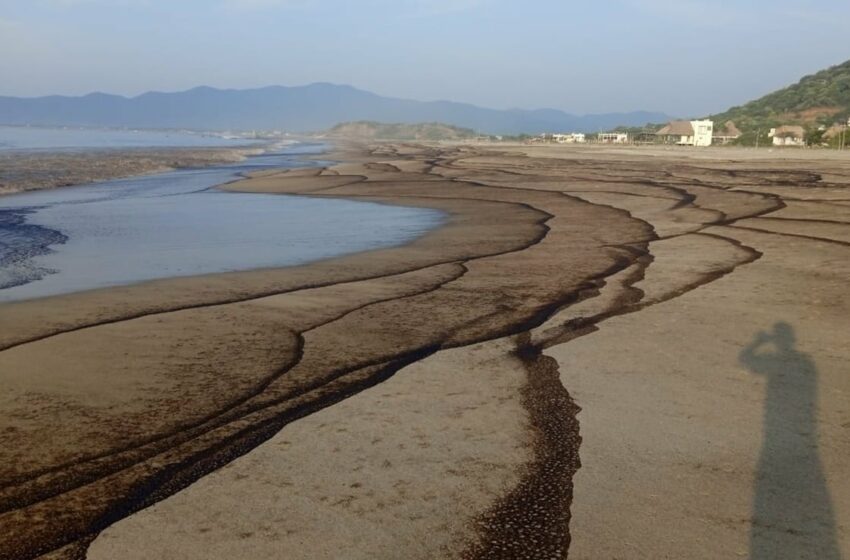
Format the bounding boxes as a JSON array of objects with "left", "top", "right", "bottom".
[
  {"left": 656, "top": 120, "right": 694, "bottom": 136},
  {"left": 773, "top": 125, "right": 805, "bottom": 139},
  {"left": 714, "top": 121, "right": 742, "bottom": 138}
]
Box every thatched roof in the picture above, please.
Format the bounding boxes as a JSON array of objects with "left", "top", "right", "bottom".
[
  {"left": 773, "top": 125, "right": 805, "bottom": 139},
  {"left": 824, "top": 123, "right": 848, "bottom": 139},
  {"left": 714, "top": 121, "right": 742, "bottom": 138},
  {"left": 656, "top": 120, "right": 694, "bottom": 136}
]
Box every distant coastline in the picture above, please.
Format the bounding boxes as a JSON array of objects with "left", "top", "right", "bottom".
[
  {"left": 0, "top": 146, "right": 266, "bottom": 195},
  {"left": 0, "top": 125, "right": 283, "bottom": 195},
  {"left": 0, "top": 124, "right": 261, "bottom": 152}
]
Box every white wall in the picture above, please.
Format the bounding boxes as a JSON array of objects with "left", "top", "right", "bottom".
[
  {"left": 772, "top": 136, "right": 805, "bottom": 147},
  {"left": 690, "top": 120, "right": 714, "bottom": 147}
]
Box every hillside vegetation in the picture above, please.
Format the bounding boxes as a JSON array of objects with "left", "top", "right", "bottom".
[
  {"left": 326, "top": 121, "right": 477, "bottom": 141},
  {"left": 710, "top": 59, "right": 850, "bottom": 132}
]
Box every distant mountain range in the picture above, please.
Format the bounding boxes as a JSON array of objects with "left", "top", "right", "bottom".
[{"left": 0, "top": 83, "right": 669, "bottom": 135}]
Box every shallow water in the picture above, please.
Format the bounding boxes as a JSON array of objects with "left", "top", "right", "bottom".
[
  {"left": 0, "top": 125, "right": 257, "bottom": 152},
  {"left": 0, "top": 143, "right": 445, "bottom": 302}
]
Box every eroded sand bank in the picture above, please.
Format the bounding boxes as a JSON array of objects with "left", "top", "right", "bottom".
[{"left": 0, "top": 143, "right": 848, "bottom": 559}]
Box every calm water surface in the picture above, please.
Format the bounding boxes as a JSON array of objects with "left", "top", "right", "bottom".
[
  {"left": 0, "top": 125, "right": 258, "bottom": 152},
  {"left": 0, "top": 143, "right": 445, "bottom": 302}
]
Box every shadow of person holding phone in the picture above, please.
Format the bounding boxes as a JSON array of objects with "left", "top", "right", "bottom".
[{"left": 740, "top": 322, "right": 841, "bottom": 559}]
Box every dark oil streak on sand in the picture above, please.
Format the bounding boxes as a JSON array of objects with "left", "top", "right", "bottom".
[
  {"left": 75, "top": 151, "right": 776, "bottom": 560},
  {"left": 456, "top": 166, "right": 779, "bottom": 560},
  {"left": 0, "top": 187, "right": 564, "bottom": 559},
  {"left": 8, "top": 156, "right": 658, "bottom": 558},
  {"left": 4, "top": 147, "right": 813, "bottom": 560},
  {"left": 0, "top": 194, "right": 555, "bottom": 489},
  {"left": 90, "top": 153, "right": 769, "bottom": 560},
  {"left": 461, "top": 337, "right": 582, "bottom": 560},
  {"left": 0, "top": 193, "right": 536, "bottom": 353},
  {"left": 0, "top": 263, "right": 469, "bottom": 503}
]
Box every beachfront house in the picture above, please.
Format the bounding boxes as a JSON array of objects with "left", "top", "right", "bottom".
[
  {"left": 712, "top": 121, "right": 742, "bottom": 145},
  {"left": 552, "top": 133, "right": 586, "bottom": 144},
  {"left": 655, "top": 121, "right": 694, "bottom": 145},
  {"left": 769, "top": 125, "right": 806, "bottom": 147},
  {"left": 824, "top": 123, "right": 848, "bottom": 143},
  {"left": 597, "top": 132, "right": 629, "bottom": 144},
  {"left": 655, "top": 119, "right": 714, "bottom": 146}
]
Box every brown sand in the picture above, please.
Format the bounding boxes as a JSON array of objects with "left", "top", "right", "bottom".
[
  {"left": 0, "top": 143, "right": 848, "bottom": 559},
  {"left": 89, "top": 339, "right": 532, "bottom": 560},
  {"left": 0, "top": 146, "right": 264, "bottom": 195}
]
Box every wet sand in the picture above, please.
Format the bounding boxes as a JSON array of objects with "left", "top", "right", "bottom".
[
  {"left": 0, "top": 146, "right": 263, "bottom": 195},
  {"left": 0, "top": 143, "right": 848, "bottom": 559}
]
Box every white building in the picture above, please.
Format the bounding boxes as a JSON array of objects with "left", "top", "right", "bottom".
[
  {"left": 769, "top": 126, "right": 806, "bottom": 147},
  {"left": 656, "top": 119, "right": 714, "bottom": 146},
  {"left": 552, "top": 133, "right": 586, "bottom": 144},
  {"left": 597, "top": 132, "right": 629, "bottom": 144},
  {"left": 691, "top": 120, "right": 714, "bottom": 146}
]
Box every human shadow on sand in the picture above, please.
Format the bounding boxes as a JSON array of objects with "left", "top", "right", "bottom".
[{"left": 740, "top": 322, "right": 841, "bottom": 560}]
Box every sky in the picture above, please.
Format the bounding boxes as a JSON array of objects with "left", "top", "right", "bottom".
[{"left": 1, "top": 0, "right": 848, "bottom": 117}]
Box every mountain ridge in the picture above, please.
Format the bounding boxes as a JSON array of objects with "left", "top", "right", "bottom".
[{"left": 0, "top": 83, "right": 669, "bottom": 135}]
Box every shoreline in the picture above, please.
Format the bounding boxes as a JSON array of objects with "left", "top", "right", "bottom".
[
  {"left": 0, "top": 143, "right": 278, "bottom": 196},
  {"left": 0, "top": 143, "right": 848, "bottom": 558},
  {"left": 0, "top": 143, "right": 638, "bottom": 559},
  {"left": 2, "top": 140, "right": 437, "bottom": 304}
]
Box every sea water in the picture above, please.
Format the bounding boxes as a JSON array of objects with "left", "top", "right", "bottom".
[
  {"left": 0, "top": 143, "right": 445, "bottom": 302},
  {"left": 0, "top": 125, "right": 257, "bottom": 152}
]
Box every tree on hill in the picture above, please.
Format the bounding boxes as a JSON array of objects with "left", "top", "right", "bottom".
[
  {"left": 608, "top": 123, "right": 664, "bottom": 134},
  {"left": 327, "top": 121, "right": 476, "bottom": 141},
  {"left": 710, "top": 59, "right": 850, "bottom": 133},
  {"left": 805, "top": 127, "right": 826, "bottom": 146},
  {"left": 732, "top": 129, "right": 773, "bottom": 147}
]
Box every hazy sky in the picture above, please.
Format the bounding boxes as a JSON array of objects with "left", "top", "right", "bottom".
[{"left": 1, "top": 0, "right": 848, "bottom": 116}]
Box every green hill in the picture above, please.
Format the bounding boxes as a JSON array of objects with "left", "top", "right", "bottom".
[
  {"left": 326, "top": 121, "right": 478, "bottom": 141},
  {"left": 710, "top": 59, "right": 850, "bottom": 134}
]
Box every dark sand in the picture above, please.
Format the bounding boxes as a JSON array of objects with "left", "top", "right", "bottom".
[
  {"left": 0, "top": 147, "right": 262, "bottom": 195},
  {"left": 0, "top": 143, "right": 847, "bottom": 559}
]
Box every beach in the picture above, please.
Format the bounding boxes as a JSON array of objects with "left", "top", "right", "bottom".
[
  {"left": 0, "top": 142, "right": 848, "bottom": 559},
  {"left": 0, "top": 147, "right": 265, "bottom": 195},
  {"left": 0, "top": 125, "right": 266, "bottom": 195},
  {"left": 0, "top": 146, "right": 442, "bottom": 302}
]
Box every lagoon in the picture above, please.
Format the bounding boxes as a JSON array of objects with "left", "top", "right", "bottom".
[{"left": 0, "top": 143, "right": 444, "bottom": 302}]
